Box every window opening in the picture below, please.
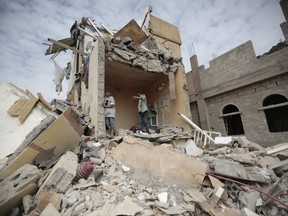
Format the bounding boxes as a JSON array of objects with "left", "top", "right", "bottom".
[
  {"left": 263, "top": 94, "right": 288, "bottom": 132},
  {"left": 222, "top": 104, "right": 245, "bottom": 135},
  {"left": 148, "top": 109, "right": 158, "bottom": 130}
]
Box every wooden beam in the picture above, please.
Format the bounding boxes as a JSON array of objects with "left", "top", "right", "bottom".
[
  {"left": 77, "top": 26, "right": 98, "bottom": 40},
  {"left": 48, "top": 38, "right": 84, "bottom": 55},
  {"left": 87, "top": 18, "right": 103, "bottom": 37}
]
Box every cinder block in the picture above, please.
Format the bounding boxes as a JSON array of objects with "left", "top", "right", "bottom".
[
  {"left": 0, "top": 164, "right": 41, "bottom": 215},
  {"left": 36, "top": 151, "right": 78, "bottom": 196}
]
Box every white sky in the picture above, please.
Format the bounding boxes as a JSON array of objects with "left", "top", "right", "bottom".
[{"left": 0, "top": 0, "right": 285, "bottom": 102}]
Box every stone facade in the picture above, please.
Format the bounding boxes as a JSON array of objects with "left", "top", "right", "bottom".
[
  {"left": 205, "top": 73, "right": 288, "bottom": 147},
  {"left": 186, "top": 17, "right": 288, "bottom": 147}
]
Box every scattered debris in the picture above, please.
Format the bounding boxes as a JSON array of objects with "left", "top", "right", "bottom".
[{"left": 1, "top": 95, "right": 288, "bottom": 215}]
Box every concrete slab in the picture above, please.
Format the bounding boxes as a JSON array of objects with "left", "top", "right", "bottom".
[
  {"left": 185, "top": 139, "right": 203, "bottom": 157},
  {"left": 0, "top": 83, "right": 57, "bottom": 159},
  {"left": 100, "top": 196, "right": 143, "bottom": 216},
  {"left": 0, "top": 107, "right": 83, "bottom": 179},
  {"left": 36, "top": 151, "right": 78, "bottom": 195},
  {"left": 111, "top": 136, "right": 208, "bottom": 187}
]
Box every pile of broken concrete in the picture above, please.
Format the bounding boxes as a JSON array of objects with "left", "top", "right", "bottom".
[{"left": 0, "top": 83, "right": 288, "bottom": 216}]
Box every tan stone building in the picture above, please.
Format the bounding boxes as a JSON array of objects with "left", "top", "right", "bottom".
[
  {"left": 186, "top": 1, "right": 288, "bottom": 147},
  {"left": 46, "top": 8, "right": 191, "bottom": 138}
]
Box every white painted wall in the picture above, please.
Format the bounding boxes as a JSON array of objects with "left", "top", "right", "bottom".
[{"left": 0, "top": 83, "right": 56, "bottom": 158}]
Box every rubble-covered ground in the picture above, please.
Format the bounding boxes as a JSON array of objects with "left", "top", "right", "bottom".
[{"left": 0, "top": 119, "right": 287, "bottom": 216}]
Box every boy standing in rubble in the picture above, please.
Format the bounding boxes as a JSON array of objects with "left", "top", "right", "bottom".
[
  {"left": 132, "top": 91, "right": 150, "bottom": 134},
  {"left": 102, "top": 90, "right": 116, "bottom": 137}
]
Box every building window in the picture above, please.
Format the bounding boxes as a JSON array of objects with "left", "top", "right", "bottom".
[
  {"left": 261, "top": 94, "right": 288, "bottom": 132},
  {"left": 221, "top": 104, "right": 245, "bottom": 135},
  {"left": 148, "top": 109, "right": 158, "bottom": 130}
]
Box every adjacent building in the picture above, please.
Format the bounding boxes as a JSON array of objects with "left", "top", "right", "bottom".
[{"left": 186, "top": 0, "right": 288, "bottom": 147}]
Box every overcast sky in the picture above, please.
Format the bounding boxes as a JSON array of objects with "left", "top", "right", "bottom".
[{"left": 0, "top": 0, "right": 285, "bottom": 102}]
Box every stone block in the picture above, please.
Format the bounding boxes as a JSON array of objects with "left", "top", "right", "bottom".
[
  {"left": 36, "top": 151, "right": 78, "bottom": 195},
  {"left": 0, "top": 164, "right": 41, "bottom": 215},
  {"left": 40, "top": 203, "right": 61, "bottom": 216}
]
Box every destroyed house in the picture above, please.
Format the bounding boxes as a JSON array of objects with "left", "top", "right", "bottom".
[
  {"left": 186, "top": 0, "right": 288, "bottom": 147},
  {"left": 45, "top": 8, "right": 192, "bottom": 138}
]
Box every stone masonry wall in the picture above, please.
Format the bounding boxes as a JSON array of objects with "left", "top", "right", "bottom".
[
  {"left": 200, "top": 41, "right": 256, "bottom": 90},
  {"left": 199, "top": 41, "right": 288, "bottom": 91},
  {"left": 206, "top": 73, "right": 288, "bottom": 147}
]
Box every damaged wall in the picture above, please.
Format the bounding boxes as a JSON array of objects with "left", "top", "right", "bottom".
[
  {"left": 0, "top": 83, "right": 57, "bottom": 159},
  {"left": 80, "top": 38, "right": 106, "bottom": 138},
  {"left": 64, "top": 12, "right": 192, "bottom": 135},
  {"left": 148, "top": 14, "right": 192, "bottom": 130}
]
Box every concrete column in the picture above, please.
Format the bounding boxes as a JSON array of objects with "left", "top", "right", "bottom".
[
  {"left": 280, "top": 22, "right": 288, "bottom": 43},
  {"left": 190, "top": 55, "right": 209, "bottom": 130},
  {"left": 87, "top": 38, "right": 106, "bottom": 138},
  {"left": 97, "top": 38, "right": 106, "bottom": 138},
  {"left": 280, "top": 0, "right": 288, "bottom": 22}
]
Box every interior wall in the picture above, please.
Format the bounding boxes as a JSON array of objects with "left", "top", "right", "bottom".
[
  {"left": 106, "top": 73, "right": 187, "bottom": 130},
  {"left": 104, "top": 84, "right": 140, "bottom": 130},
  {"left": 144, "top": 75, "right": 169, "bottom": 127}
]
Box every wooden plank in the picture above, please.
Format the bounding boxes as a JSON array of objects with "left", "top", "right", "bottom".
[
  {"left": 48, "top": 38, "right": 84, "bottom": 55},
  {"left": 37, "top": 92, "right": 52, "bottom": 110},
  {"left": 7, "top": 98, "right": 38, "bottom": 124}
]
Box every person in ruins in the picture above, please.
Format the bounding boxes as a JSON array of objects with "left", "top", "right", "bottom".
[
  {"left": 132, "top": 91, "right": 150, "bottom": 134},
  {"left": 102, "top": 90, "right": 116, "bottom": 138}
]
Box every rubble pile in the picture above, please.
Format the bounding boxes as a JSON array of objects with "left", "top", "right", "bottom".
[
  {"left": 1, "top": 123, "right": 288, "bottom": 215},
  {"left": 104, "top": 34, "right": 182, "bottom": 74},
  {"left": 46, "top": 16, "right": 182, "bottom": 85},
  {"left": 0, "top": 83, "right": 288, "bottom": 216}
]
